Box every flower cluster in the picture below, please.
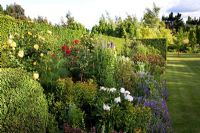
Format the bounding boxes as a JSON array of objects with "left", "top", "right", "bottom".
[
  {"left": 61, "top": 39, "right": 80, "bottom": 56},
  {"left": 7, "top": 35, "right": 17, "bottom": 50},
  {"left": 100, "top": 87, "right": 134, "bottom": 111},
  {"left": 100, "top": 86, "right": 116, "bottom": 92}
]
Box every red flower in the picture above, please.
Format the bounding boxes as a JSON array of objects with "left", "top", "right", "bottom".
[
  {"left": 73, "top": 39, "right": 80, "bottom": 45},
  {"left": 62, "top": 45, "right": 68, "bottom": 51},
  {"left": 66, "top": 49, "right": 71, "bottom": 55}
]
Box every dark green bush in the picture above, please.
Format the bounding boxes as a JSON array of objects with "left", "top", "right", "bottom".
[{"left": 0, "top": 68, "right": 48, "bottom": 133}]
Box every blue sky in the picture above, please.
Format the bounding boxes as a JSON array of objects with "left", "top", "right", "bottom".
[{"left": 1, "top": 0, "right": 200, "bottom": 29}]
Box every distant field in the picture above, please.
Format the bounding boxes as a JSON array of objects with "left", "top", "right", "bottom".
[{"left": 166, "top": 53, "right": 200, "bottom": 133}]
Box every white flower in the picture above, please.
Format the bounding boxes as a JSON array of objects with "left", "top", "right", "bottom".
[
  {"left": 124, "top": 90, "right": 130, "bottom": 95},
  {"left": 100, "top": 86, "right": 107, "bottom": 91},
  {"left": 40, "top": 53, "right": 44, "bottom": 57},
  {"left": 109, "top": 87, "right": 116, "bottom": 92},
  {"left": 33, "top": 44, "right": 39, "bottom": 50},
  {"left": 47, "top": 30, "right": 52, "bottom": 35},
  {"left": 33, "top": 72, "right": 39, "bottom": 80},
  {"left": 18, "top": 50, "right": 24, "bottom": 58},
  {"left": 103, "top": 104, "right": 110, "bottom": 111},
  {"left": 125, "top": 95, "right": 133, "bottom": 102},
  {"left": 120, "top": 88, "right": 125, "bottom": 93},
  {"left": 114, "top": 97, "right": 121, "bottom": 103}
]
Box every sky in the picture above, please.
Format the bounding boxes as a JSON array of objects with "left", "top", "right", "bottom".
[{"left": 1, "top": 0, "right": 200, "bottom": 29}]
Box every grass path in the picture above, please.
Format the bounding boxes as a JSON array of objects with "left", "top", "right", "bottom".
[{"left": 166, "top": 53, "right": 200, "bottom": 133}]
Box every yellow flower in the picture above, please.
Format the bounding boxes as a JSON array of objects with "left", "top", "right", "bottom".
[
  {"left": 7, "top": 39, "right": 13, "bottom": 45},
  {"left": 28, "top": 31, "right": 32, "bottom": 36},
  {"left": 33, "top": 62, "right": 37, "bottom": 65},
  {"left": 33, "top": 44, "right": 39, "bottom": 50},
  {"left": 18, "top": 50, "right": 24, "bottom": 58},
  {"left": 33, "top": 72, "right": 39, "bottom": 80},
  {"left": 40, "top": 53, "right": 44, "bottom": 57},
  {"left": 38, "top": 35, "right": 45, "bottom": 41},
  {"left": 10, "top": 41, "right": 17, "bottom": 48},
  {"left": 47, "top": 30, "right": 52, "bottom": 35}
]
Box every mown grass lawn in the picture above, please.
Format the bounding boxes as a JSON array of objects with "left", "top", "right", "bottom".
[{"left": 166, "top": 53, "right": 200, "bottom": 133}]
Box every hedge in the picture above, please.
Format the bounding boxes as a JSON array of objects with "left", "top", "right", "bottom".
[{"left": 136, "top": 38, "right": 167, "bottom": 59}]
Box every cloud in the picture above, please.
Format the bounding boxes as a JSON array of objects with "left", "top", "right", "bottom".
[{"left": 167, "top": 0, "right": 200, "bottom": 13}]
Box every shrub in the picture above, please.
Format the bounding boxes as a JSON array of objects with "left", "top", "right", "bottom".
[
  {"left": 0, "top": 68, "right": 48, "bottom": 133},
  {"left": 114, "top": 56, "right": 136, "bottom": 93},
  {"left": 135, "top": 39, "right": 167, "bottom": 59},
  {"left": 92, "top": 47, "right": 116, "bottom": 87},
  {"left": 46, "top": 78, "right": 97, "bottom": 131}
]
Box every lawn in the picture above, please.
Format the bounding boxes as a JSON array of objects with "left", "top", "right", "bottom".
[{"left": 166, "top": 53, "right": 200, "bottom": 133}]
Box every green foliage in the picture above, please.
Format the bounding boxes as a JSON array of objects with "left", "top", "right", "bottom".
[
  {"left": 114, "top": 56, "right": 136, "bottom": 92},
  {"left": 135, "top": 39, "right": 167, "bottom": 59},
  {"left": 67, "top": 104, "right": 85, "bottom": 129},
  {"left": 162, "top": 12, "right": 184, "bottom": 33},
  {"left": 189, "top": 28, "right": 197, "bottom": 51},
  {"left": 93, "top": 87, "right": 152, "bottom": 132},
  {"left": 0, "top": 68, "right": 48, "bottom": 133},
  {"left": 175, "top": 28, "right": 188, "bottom": 53},
  {"left": 46, "top": 78, "right": 97, "bottom": 131},
  {"left": 5, "top": 3, "right": 26, "bottom": 20},
  {"left": 72, "top": 81, "right": 97, "bottom": 107},
  {"left": 93, "top": 46, "right": 116, "bottom": 87},
  {"left": 143, "top": 3, "right": 160, "bottom": 28}
]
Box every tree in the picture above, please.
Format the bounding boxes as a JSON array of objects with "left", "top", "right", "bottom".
[
  {"left": 143, "top": 3, "right": 160, "bottom": 28},
  {"left": 91, "top": 13, "right": 115, "bottom": 36},
  {"left": 64, "top": 11, "right": 87, "bottom": 32},
  {"left": 0, "top": 4, "right": 4, "bottom": 14},
  {"left": 162, "top": 12, "right": 184, "bottom": 33},
  {"left": 175, "top": 28, "right": 188, "bottom": 55},
  {"left": 5, "top": 3, "right": 26, "bottom": 19},
  {"left": 189, "top": 28, "right": 197, "bottom": 51},
  {"left": 34, "top": 16, "right": 48, "bottom": 23},
  {"left": 196, "top": 26, "right": 200, "bottom": 45}
]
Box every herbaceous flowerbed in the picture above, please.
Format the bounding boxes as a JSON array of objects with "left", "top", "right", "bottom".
[{"left": 0, "top": 15, "right": 172, "bottom": 132}]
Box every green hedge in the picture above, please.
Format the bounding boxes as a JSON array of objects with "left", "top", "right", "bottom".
[
  {"left": 136, "top": 38, "right": 167, "bottom": 59},
  {"left": 0, "top": 68, "right": 48, "bottom": 133}
]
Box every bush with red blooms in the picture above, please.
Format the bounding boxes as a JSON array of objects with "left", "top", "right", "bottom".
[{"left": 60, "top": 39, "right": 91, "bottom": 81}]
